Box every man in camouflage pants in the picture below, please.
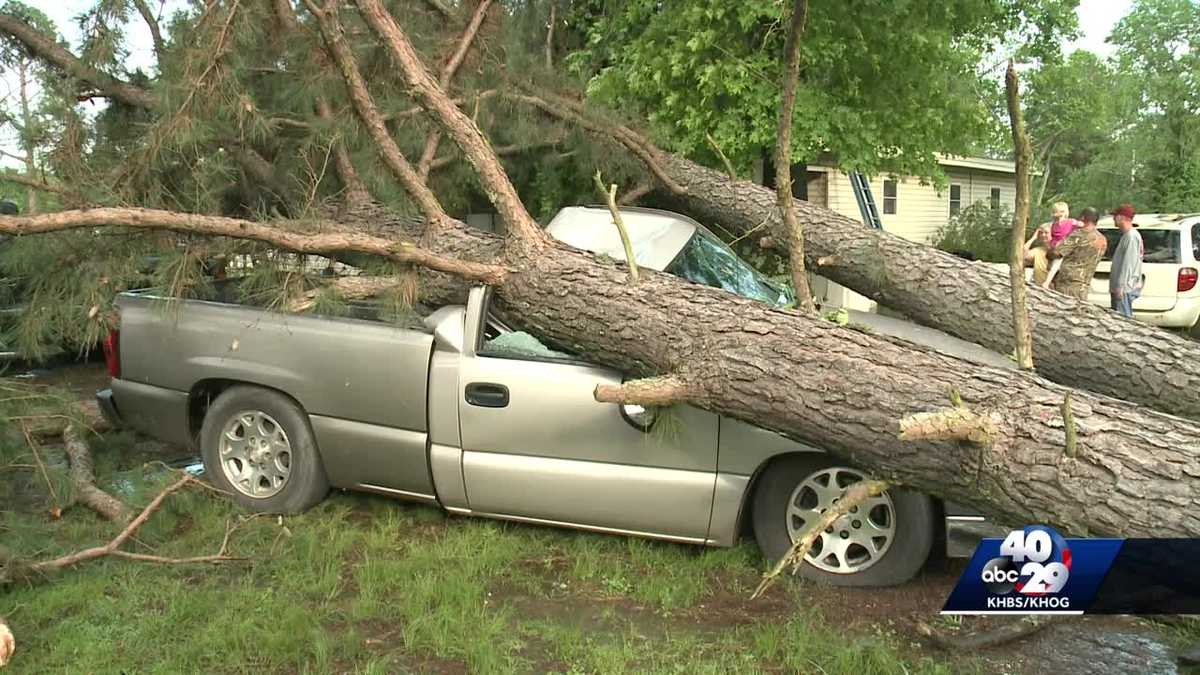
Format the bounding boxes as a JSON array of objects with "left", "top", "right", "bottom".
[{"left": 1049, "top": 207, "right": 1107, "bottom": 301}]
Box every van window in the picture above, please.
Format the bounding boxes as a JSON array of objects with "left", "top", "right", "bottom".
[{"left": 1098, "top": 228, "right": 1180, "bottom": 263}]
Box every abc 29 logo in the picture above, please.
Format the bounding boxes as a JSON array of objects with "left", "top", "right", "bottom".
[{"left": 980, "top": 526, "right": 1072, "bottom": 595}]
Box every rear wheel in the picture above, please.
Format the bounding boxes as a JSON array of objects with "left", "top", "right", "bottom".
[
  {"left": 200, "top": 385, "right": 329, "bottom": 513},
  {"left": 752, "top": 455, "right": 935, "bottom": 587}
]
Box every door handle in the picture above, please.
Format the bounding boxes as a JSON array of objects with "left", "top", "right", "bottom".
[{"left": 465, "top": 382, "right": 510, "bottom": 408}]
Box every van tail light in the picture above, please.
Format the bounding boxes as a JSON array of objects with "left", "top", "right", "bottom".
[
  {"left": 1180, "top": 268, "right": 1198, "bottom": 292},
  {"left": 102, "top": 329, "right": 121, "bottom": 379}
]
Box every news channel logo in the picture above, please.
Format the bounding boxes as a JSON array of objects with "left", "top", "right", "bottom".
[{"left": 980, "top": 525, "right": 1072, "bottom": 596}]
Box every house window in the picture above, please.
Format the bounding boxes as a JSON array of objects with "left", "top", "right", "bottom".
[
  {"left": 949, "top": 184, "right": 962, "bottom": 216},
  {"left": 882, "top": 180, "right": 897, "bottom": 215},
  {"left": 990, "top": 187, "right": 1002, "bottom": 211}
]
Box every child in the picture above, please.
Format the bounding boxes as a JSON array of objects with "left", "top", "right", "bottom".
[{"left": 1024, "top": 201, "right": 1080, "bottom": 285}]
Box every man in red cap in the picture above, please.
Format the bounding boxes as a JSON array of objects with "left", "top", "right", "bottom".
[{"left": 1108, "top": 203, "right": 1143, "bottom": 318}]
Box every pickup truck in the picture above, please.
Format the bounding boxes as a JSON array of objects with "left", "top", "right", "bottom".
[{"left": 97, "top": 206, "right": 998, "bottom": 587}]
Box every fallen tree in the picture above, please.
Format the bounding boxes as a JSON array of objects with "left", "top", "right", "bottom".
[
  {"left": 4, "top": 0, "right": 1200, "bottom": 541},
  {"left": 513, "top": 92, "right": 1200, "bottom": 422}
]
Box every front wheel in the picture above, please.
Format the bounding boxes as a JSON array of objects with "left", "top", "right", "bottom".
[
  {"left": 752, "top": 455, "right": 935, "bottom": 587},
  {"left": 199, "top": 385, "right": 329, "bottom": 513}
]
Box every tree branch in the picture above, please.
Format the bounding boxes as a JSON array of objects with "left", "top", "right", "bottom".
[
  {"left": 416, "top": 0, "right": 495, "bottom": 180},
  {"left": 593, "top": 375, "right": 691, "bottom": 406},
  {"left": 427, "top": 134, "right": 567, "bottom": 171},
  {"left": 0, "top": 208, "right": 509, "bottom": 284},
  {"left": 23, "top": 476, "right": 243, "bottom": 580},
  {"left": 288, "top": 276, "right": 402, "bottom": 312},
  {"left": 306, "top": 0, "right": 449, "bottom": 226},
  {"left": 0, "top": 12, "right": 157, "bottom": 109},
  {"left": 774, "top": 0, "right": 816, "bottom": 313},
  {"left": 0, "top": 172, "right": 80, "bottom": 200},
  {"left": 752, "top": 479, "right": 890, "bottom": 599},
  {"left": 507, "top": 90, "right": 687, "bottom": 196},
  {"left": 593, "top": 171, "right": 640, "bottom": 284},
  {"left": 131, "top": 0, "right": 167, "bottom": 62},
  {"left": 315, "top": 97, "right": 372, "bottom": 207},
  {"left": 1006, "top": 61, "right": 1035, "bottom": 370},
  {"left": 63, "top": 425, "right": 133, "bottom": 523},
  {"left": 354, "top": 0, "right": 548, "bottom": 247}
]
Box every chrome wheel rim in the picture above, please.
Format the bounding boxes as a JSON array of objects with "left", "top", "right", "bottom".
[
  {"left": 784, "top": 466, "right": 895, "bottom": 574},
  {"left": 219, "top": 410, "right": 292, "bottom": 499}
]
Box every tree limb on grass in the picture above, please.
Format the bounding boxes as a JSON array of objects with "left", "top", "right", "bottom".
[
  {"left": 62, "top": 425, "right": 133, "bottom": 524},
  {"left": 752, "top": 479, "right": 890, "bottom": 599},
  {"left": 19, "top": 476, "right": 243, "bottom": 582}
]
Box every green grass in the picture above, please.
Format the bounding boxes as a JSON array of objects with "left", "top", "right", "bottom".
[{"left": 0, "top": 406, "right": 969, "bottom": 674}]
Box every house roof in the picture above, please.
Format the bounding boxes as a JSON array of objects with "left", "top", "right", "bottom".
[
  {"left": 804, "top": 154, "right": 1019, "bottom": 176},
  {"left": 934, "top": 155, "right": 1017, "bottom": 174}
]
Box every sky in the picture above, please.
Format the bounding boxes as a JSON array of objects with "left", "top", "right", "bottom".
[{"left": 0, "top": 0, "right": 1138, "bottom": 172}]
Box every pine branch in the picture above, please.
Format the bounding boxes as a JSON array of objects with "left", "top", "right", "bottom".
[
  {"left": 354, "top": 0, "right": 547, "bottom": 247},
  {"left": 0, "top": 208, "right": 509, "bottom": 284},
  {"left": 0, "top": 12, "right": 156, "bottom": 109},
  {"left": 306, "top": 0, "right": 449, "bottom": 226},
  {"left": 416, "top": 0, "right": 496, "bottom": 181}
]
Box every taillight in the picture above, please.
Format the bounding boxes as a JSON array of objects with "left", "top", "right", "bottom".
[
  {"left": 102, "top": 329, "right": 120, "bottom": 379},
  {"left": 1180, "top": 268, "right": 1198, "bottom": 292}
]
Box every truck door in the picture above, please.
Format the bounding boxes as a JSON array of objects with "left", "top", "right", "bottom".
[{"left": 456, "top": 288, "right": 718, "bottom": 542}]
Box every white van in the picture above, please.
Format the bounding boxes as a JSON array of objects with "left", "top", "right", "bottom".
[{"left": 1087, "top": 213, "right": 1200, "bottom": 329}]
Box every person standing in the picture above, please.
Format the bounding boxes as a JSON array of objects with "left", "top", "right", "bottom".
[
  {"left": 1047, "top": 207, "right": 1107, "bottom": 301},
  {"left": 1109, "top": 203, "right": 1143, "bottom": 318}
]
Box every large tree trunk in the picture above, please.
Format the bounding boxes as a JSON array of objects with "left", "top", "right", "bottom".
[{"left": 651, "top": 153, "right": 1200, "bottom": 421}]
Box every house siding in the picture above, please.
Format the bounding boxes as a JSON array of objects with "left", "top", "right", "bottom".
[{"left": 813, "top": 167, "right": 1016, "bottom": 246}]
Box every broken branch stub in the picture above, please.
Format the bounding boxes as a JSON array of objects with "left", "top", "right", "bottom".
[
  {"left": 593, "top": 171, "right": 641, "bottom": 285},
  {"left": 898, "top": 407, "right": 999, "bottom": 445}
]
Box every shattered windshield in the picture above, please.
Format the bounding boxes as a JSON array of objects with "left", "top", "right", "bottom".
[{"left": 665, "top": 229, "right": 794, "bottom": 307}]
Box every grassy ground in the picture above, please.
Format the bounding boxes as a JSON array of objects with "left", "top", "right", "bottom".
[{"left": 0, "top": 400, "right": 973, "bottom": 674}]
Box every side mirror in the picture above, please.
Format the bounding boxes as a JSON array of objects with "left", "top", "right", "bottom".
[{"left": 620, "top": 403, "right": 659, "bottom": 432}]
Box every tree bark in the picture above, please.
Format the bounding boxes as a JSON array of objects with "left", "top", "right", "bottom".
[
  {"left": 774, "top": 0, "right": 816, "bottom": 312},
  {"left": 1006, "top": 62, "right": 1034, "bottom": 370}
]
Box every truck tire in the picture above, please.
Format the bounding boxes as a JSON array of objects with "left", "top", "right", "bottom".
[
  {"left": 199, "top": 385, "right": 329, "bottom": 513},
  {"left": 752, "top": 454, "right": 935, "bottom": 587}
]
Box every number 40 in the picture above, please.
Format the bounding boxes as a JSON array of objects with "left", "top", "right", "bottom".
[{"left": 999, "top": 529, "right": 1052, "bottom": 563}]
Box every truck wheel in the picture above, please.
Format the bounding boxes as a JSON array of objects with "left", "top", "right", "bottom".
[
  {"left": 751, "top": 455, "right": 935, "bottom": 587},
  {"left": 199, "top": 385, "right": 329, "bottom": 513}
]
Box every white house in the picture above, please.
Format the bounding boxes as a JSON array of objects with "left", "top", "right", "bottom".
[{"left": 757, "top": 154, "right": 1019, "bottom": 311}]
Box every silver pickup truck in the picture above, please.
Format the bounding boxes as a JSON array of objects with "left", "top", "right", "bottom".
[{"left": 97, "top": 206, "right": 998, "bottom": 587}]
